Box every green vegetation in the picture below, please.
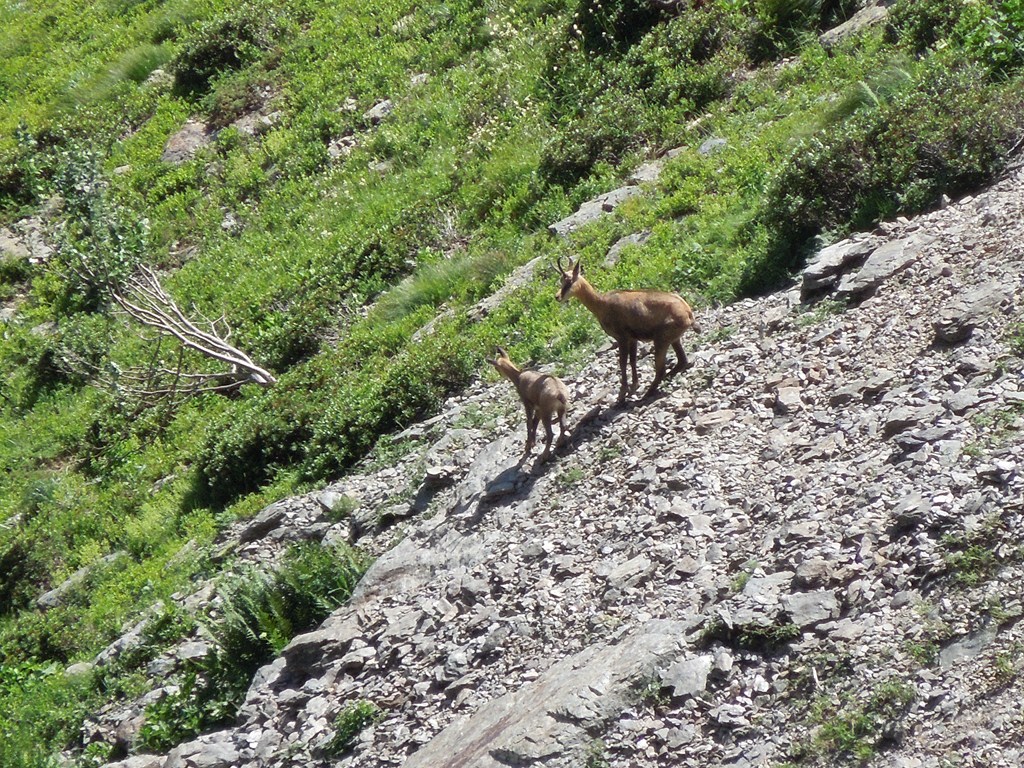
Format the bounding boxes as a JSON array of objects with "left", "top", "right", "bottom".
[
  {"left": 965, "top": 402, "right": 1024, "bottom": 457},
  {"left": 791, "top": 680, "right": 916, "bottom": 765},
  {"left": 731, "top": 559, "right": 760, "bottom": 593},
  {"left": 584, "top": 738, "right": 611, "bottom": 768},
  {"left": 556, "top": 465, "right": 587, "bottom": 488},
  {"left": 635, "top": 676, "right": 671, "bottom": 709},
  {"left": 324, "top": 699, "right": 385, "bottom": 756},
  {"left": 816, "top": 681, "right": 915, "bottom": 763},
  {"left": 795, "top": 298, "right": 847, "bottom": 327},
  {"left": 138, "top": 541, "right": 369, "bottom": 751},
  {"left": 905, "top": 639, "right": 940, "bottom": 667},
  {"left": 700, "top": 614, "right": 800, "bottom": 653},
  {"left": 941, "top": 515, "right": 1020, "bottom": 588},
  {"left": 3, "top": 0, "right": 1024, "bottom": 763},
  {"left": 1008, "top": 322, "right": 1024, "bottom": 357}
]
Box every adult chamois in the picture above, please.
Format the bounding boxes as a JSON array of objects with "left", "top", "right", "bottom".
[
  {"left": 487, "top": 346, "right": 570, "bottom": 463},
  {"left": 555, "top": 257, "right": 695, "bottom": 404}
]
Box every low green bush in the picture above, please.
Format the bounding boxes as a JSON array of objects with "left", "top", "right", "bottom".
[
  {"left": 137, "top": 541, "right": 369, "bottom": 751},
  {"left": 0, "top": 659, "right": 99, "bottom": 768},
  {"left": 325, "top": 699, "right": 384, "bottom": 756},
  {"left": 195, "top": 319, "right": 478, "bottom": 506},
  {"left": 888, "top": 0, "right": 967, "bottom": 55},
  {"left": 746, "top": 60, "right": 1024, "bottom": 292},
  {"left": 170, "top": 2, "right": 283, "bottom": 95}
]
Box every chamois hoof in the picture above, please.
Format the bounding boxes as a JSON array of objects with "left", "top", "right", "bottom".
[{"left": 642, "top": 386, "right": 666, "bottom": 401}]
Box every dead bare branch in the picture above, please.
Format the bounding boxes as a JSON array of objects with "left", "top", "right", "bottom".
[{"left": 112, "top": 265, "right": 277, "bottom": 388}]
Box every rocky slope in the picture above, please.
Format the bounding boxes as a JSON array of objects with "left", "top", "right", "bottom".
[{"left": 96, "top": 157, "right": 1024, "bottom": 768}]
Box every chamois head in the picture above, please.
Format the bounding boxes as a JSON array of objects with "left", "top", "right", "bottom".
[
  {"left": 555, "top": 256, "right": 584, "bottom": 303},
  {"left": 486, "top": 346, "right": 517, "bottom": 380}
]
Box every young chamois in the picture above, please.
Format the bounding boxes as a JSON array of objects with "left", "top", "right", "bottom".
[
  {"left": 555, "top": 256, "right": 695, "bottom": 404},
  {"left": 487, "top": 346, "right": 570, "bottom": 463}
]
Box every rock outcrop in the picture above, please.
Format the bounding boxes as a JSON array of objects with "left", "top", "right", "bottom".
[{"left": 95, "top": 162, "right": 1024, "bottom": 768}]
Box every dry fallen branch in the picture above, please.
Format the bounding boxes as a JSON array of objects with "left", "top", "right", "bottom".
[{"left": 112, "top": 265, "right": 277, "bottom": 389}]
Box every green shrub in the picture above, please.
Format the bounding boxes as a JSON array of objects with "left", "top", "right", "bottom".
[
  {"left": 196, "top": 321, "right": 478, "bottom": 506},
  {"left": 625, "top": 9, "right": 738, "bottom": 116},
  {"left": 50, "top": 148, "right": 146, "bottom": 313},
  {"left": 888, "top": 0, "right": 967, "bottom": 54},
  {"left": 192, "top": 392, "right": 314, "bottom": 509},
  {"left": 302, "top": 326, "right": 478, "bottom": 483},
  {"left": 0, "top": 659, "right": 98, "bottom": 768},
  {"left": 808, "top": 681, "right": 916, "bottom": 763},
  {"left": 0, "top": 124, "right": 45, "bottom": 213},
  {"left": 746, "top": 0, "right": 858, "bottom": 61},
  {"left": 138, "top": 541, "right": 369, "bottom": 752},
  {"left": 0, "top": 251, "right": 32, "bottom": 285},
  {"left": 570, "top": 0, "right": 663, "bottom": 54},
  {"left": 325, "top": 700, "right": 384, "bottom": 756},
  {"left": 0, "top": 538, "right": 45, "bottom": 617},
  {"left": 0, "top": 605, "right": 106, "bottom": 665},
  {"left": 170, "top": 3, "right": 282, "bottom": 95},
  {"left": 891, "top": 0, "right": 1024, "bottom": 74},
  {"left": 1009, "top": 323, "right": 1024, "bottom": 357},
  {"left": 746, "top": 61, "right": 1024, "bottom": 292},
  {"left": 955, "top": 0, "right": 1024, "bottom": 75},
  {"left": 136, "top": 667, "right": 215, "bottom": 753},
  {"left": 210, "top": 541, "right": 368, "bottom": 664}
]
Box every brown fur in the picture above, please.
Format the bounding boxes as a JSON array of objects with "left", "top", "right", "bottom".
[
  {"left": 487, "top": 347, "right": 570, "bottom": 462},
  {"left": 556, "top": 257, "right": 695, "bottom": 403}
]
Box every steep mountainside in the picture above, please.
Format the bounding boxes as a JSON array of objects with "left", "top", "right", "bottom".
[
  {"left": 4, "top": 2, "right": 1024, "bottom": 766},
  {"left": 93, "top": 158, "right": 1024, "bottom": 768}
]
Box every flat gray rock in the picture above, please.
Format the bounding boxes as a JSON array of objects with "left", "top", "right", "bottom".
[
  {"left": 837, "top": 235, "right": 933, "bottom": 300},
  {"left": 660, "top": 655, "right": 714, "bottom": 699},
  {"left": 780, "top": 590, "right": 840, "bottom": 628},
  {"left": 801, "top": 235, "right": 879, "bottom": 296},
  {"left": 939, "top": 625, "right": 998, "bottom": 669},
  {"left": 933, "top": 280, "right": 1013, "bottom": 343},
  {"left": 161, "top": 120, "right": 214, "bottom": 164},
  {"left": 820, "top": 1, "right": 891, "bottom": 48},
  {"left": 548, "top": 186, "right": 644, "bottom": 237},
  {"left": 603, "top": 230, "right": 651, "bottom": 268},
  {"left": 402, "top": 620, "right": 691, "bottom": 768}
]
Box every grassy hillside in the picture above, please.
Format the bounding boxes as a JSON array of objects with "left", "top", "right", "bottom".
[{"left": 1, "top": 0, "right": 1023, "bottom": 764}]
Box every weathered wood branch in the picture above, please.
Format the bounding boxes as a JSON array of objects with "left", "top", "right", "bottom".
[{"left": 112, "top": 265, "right": 276, "bottom": 388}]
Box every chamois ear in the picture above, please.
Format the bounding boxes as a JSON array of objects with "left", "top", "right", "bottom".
[
  {"left": 572, "top": 259, "right": 583, "bottom": 278},
  {"left": 495, "top": 345, "right": 509, "bottom": 359}
]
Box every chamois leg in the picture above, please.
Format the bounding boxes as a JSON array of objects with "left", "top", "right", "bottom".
[
  {"left": 522, "top": 404, "right": 537, "bottom": 458},
  {"left": 556, "top": 406, "right": 570, "bottom": 447},
  {"left": 616, "top": 343, "right": 630, "bottom": 404},
  {"left": 668, "top": 339, "right": 690, "bottom": 377},
  {"left": 538, "top": 416, "right": 555, "bottom": 462},
  {"left": 644, "top": 342, "right": 669, "bottom": 399},
  {"left": 628, "top": 340, "right": 639, "bottom": 394}
]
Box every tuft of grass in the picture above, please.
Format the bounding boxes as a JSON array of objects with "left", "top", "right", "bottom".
[
  {"left": 584, "top": 739, "right": 611, "bottom": 768},
  {"left": 799, "top": 680, "right": 916, "bottom": 765},
  {"left": 940, "top": 515, "right": 1020, "bottom": 588},
  {"left": 905, "top": 640, "right": 940, "bottom": 668},
  {"left": 635, "top": 676, "right": 670, "bottom": 709},
  {"left": 796, "top": 297, "right": 847, "bottom": 327},
  {"left": 1007, "top": 322, "right": 1024, "bottom": 358},
  {"left": 324, "top": 700, "right": 384, "bottom": 756},
  {"left": 137, "top": 541, "right": 370, "bottom": 752},
  {"left": 556, "top": 466, "right": 586, "bottom": 489},
  {"left": 731, "top": 559, "right": 759, "bottom": 593}
]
